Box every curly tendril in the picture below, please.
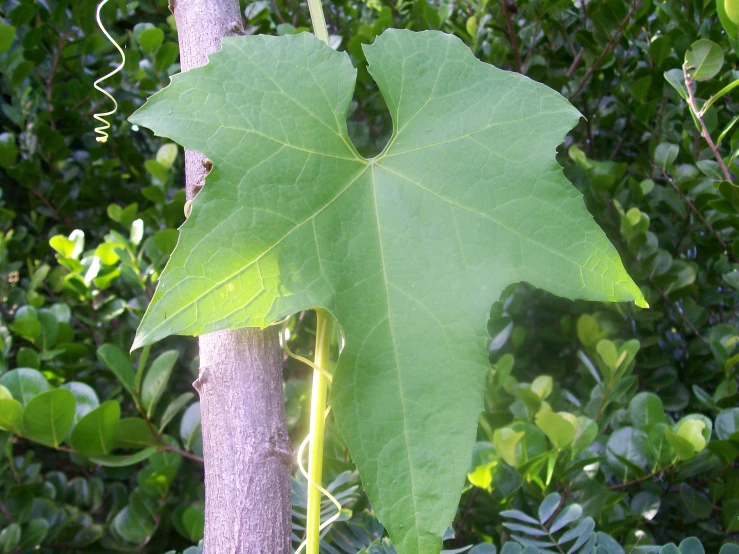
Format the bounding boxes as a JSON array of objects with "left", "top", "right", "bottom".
[
  {"left": 275, "top": 316, "right": 342, "bottom": 554},
  {"left": 93, "top": 0, "right": 126, "bottom": 143}
]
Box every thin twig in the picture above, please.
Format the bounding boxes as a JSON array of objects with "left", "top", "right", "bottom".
[
  {"left": 0, "top": 502, "right": 14, "bottom": 523},
  {"left": 658, "top": 167, "right": 737, "bottom": 263},
  {"left": 566, "top": 49, "right": 582, "bottom": 77},
  {"left": 161, "top": 444, "right": 204, "bottom": 464},
  {"left": 45, "top": 32, "right": 68, "bottom": 129},
  {"left": 607, "top": 463, "right": 676, "bottom": 490},
  {"left": 649, "top": 277, "right": 708, "bottom": 345},
  {"left": 568, "top": 0, "right": 642, "bottom": 100},
  {"left": 501, "top": 0, "right": 522, "bottom": 72},
  {"left": 683, "top": 62, "right": 733, "bottom": 182},
  {"left": 521, "top": 2, "right": 543, "bottom": 73}
]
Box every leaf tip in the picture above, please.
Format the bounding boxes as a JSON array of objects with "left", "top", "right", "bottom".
[
  {"left": 130, "top": 333, "right": 149, "bottom": 353},
  {"left": 635, "top": 297, "right": 649, "bottom": 309}
]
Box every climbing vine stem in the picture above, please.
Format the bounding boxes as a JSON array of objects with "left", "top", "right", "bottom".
[
  {"left": 306, "top": 308, "right": 335, "bottom": 554},
  {"left": 306, "top": 0, "right": 330, "bottom": 45},
  {"left": 304, "top": 4, "right": 332, "bottom": 552}
]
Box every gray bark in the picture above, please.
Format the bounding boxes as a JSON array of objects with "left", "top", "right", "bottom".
[{"left": 170, "top": 1, "right": 293, "bottom": 552}]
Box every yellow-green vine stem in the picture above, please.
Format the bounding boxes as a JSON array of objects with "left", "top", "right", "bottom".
[
  {"left": 307, "top": 0, "right": 330, "bottom": 45},
  {"left": 304, "top": 3, "right": 331, "bottom": 551},
  {"left": 306, "top": 308, "right": 334, "bottom": 554}
]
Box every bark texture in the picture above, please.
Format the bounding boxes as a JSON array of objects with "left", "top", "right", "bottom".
[
  {"left": 170, "top": 1, "right": 293, "bottom": 552},
  {"left": 197, "top": 329, "right": 293, "bottom": 554},
  {"left": 171, "top": 0, "right": 243, "bottom": 200}
]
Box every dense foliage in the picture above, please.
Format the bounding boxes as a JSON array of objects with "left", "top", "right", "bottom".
[{"left": 0, "top": 0, "right": 737, "bottom": 552}]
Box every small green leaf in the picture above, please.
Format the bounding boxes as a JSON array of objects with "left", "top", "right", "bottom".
[
  {"left": 607, "top": 427, "right": 648, "bottom": 479},
  {"left": 95, "top": 242, "right": 121, "bottom": 265},
  {"left": 60, "top": 382, "right": 100, "bottom": 422},
  {"left": 538, "top": 492, "right": 561, "bottom": 523},
  {"left": 0, "top": 132, "right": 18, "bottom": 168},
  {"left": 114, "top": 418, "right": 160, "bottom": 449},
  {"left": 654, "top": 143, "right": 679, "bottom": 170},
  {"left": 679, "top": 484, "right": 712, "bottom": 520},
  {"left": 676, "top": 419, "right": 708, "bottom": 452},
  {"left": 576, "top": 315, "right": 607, "bottom": 348},
  {"left": 113, "top": 505, "right": 153, "bottom": 544},
  {"left": 154, "top": 42, "right": 179, "bottom": 72},
  {"left": 23, "top": 389, "right": 76, "bottom": 448},
  {"left": 502, "top": 522, "right": 547, "bottom": 536},
  {"left": 8, "top": 306, "right": 41, "bottom": 343},
  {"left": 596, "top": 339, "right": 619, "bottom": 372},
  {"left": 558, "top": 517, "right": 594, "bottom": 548},
  {"left": 664, "top": 428, "right": 698, "bottom": 460},
  {"left": 159, "top": 392, "right": 195, "bottom": 432},
  {"left": 500, "top": 510, "right": 539, "bottom": 525},
  {"left": 180, "top": 403, "right": 201, "bottom": 451},
  {"left": 630, "top": 491, "right": 660, "bottom": 521},
  {"left": 597, "top": 532, "right": 625, "bottom": 554},
  {"left": 70, "top": 400, "right": 120, "bottom": 457},
  {"left": 89, "top": 446, "right": 158, "bottom": 467},
  {"left": 628, "top": 392, "right": 665, "bottom": 428},
  {"left": 0, "top": 399, "right": 23, "bottom": 433},
  {"left": 716, "top": 408, "right": 739, "bottom": 440},
  {"left": 530, "top": 375, "right": 552, "bottom": 399},
  {"left": 571, "top": 416, "right": 597, "bottom": 450},
  {"left": 549, "top": 503, "right": 581, "bottom": 532},
  {"left": 685, "top": 39, "right": 724, "bottom": 81},
  {"left": 49, "top": 235, "right": 76, "bottom": 258},
  {"left": 0, "top": 523, "right": 20, "bottom": 553},
  {"left": 137, "top": 27, "right": 164, "bottom": 54},
  {"left": 535, "top": 411, "right": 575, "bottom": 449},
  {"left": 18, "top": 518, "right": 49, "bottom": 550},
  {"left": 493, "top": 428, "right": 525, "bottom": 468},
  {"left": 180, "top": 507, "right": 205, "bottom": 542},
  {"left": 97, "top": 344, "right": 137, "bottom": 400},
  {"left": 0, "top": 23, "right": 15, "bottom": 54},
  {"left": 678, "top": 537, "right": 705, "bottom": 554},
  {"left": 156, "top": 143, "right": 178, "bottom": 169},
  {"left": 141, "top": 350, "right": 178, "bottom": 418},
  {"left": 469, "top": 545, "right": 497, "bottom": 554},
  {"left": 0, "top": 368, "right": 50, "bottom": 407},
  {"left": 664, "top": 69, "right": 690, "bottom": 100}
]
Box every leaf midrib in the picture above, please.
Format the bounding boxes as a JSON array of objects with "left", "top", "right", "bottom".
[{"left": 370, "top": 163, "right": 424, "bottom": 549}]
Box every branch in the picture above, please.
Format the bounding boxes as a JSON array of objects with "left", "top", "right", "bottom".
[
  {"left": 607, "top": 463, "right": 676, "bottom": 490},
  {"left": 568, "top": 0, "right": 642, "bottom": 100},
  {"left": 682, "top": 62, "right": 733, "bottom": 183},
  {"left": 45, "top": 32, "right": 68, "bottom": 130},
  {"left": 658, "top": 167, "right": 737, "bottom": 263},
  {"left": 501, "top": 0, "right": 522, "bottom": 73},
  {"left": 649, "top": 276, "right": 707, "bottom": 345}
]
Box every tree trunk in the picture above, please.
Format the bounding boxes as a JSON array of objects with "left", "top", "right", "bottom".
[{"left": 169, "top": 2, "right": 293, "bottom": 552}]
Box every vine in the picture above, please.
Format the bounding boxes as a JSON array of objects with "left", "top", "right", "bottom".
[
  {"left": 294, "top": 3, "right": 337, "bottom": 552},
  {"left": 93, "top": 0, "right": 125, "bottom": 143}
]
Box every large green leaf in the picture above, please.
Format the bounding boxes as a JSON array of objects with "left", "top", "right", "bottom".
[{"left": 130, "top": 30, "right": 644, "bottom": 553}]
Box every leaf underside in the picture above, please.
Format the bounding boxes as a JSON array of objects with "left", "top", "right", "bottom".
[{"left": 129, "top": 29, "right": 643, "bottom": 554}]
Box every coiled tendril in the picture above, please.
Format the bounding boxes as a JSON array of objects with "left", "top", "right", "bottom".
[{"left": 93, "top": 0, "right": 126, "bottom": 143}]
